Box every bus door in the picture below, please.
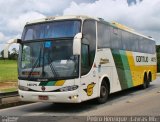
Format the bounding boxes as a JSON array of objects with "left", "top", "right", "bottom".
[{"left": 80, "top": 43, "right": 98, "bottom": 101}]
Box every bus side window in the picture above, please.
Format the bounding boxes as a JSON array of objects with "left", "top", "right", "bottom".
[
  {"left": 81, "top": 44, "right": 90, "bottom": 75},
  {"left": 97, "top": 22, "right": 111, "bottom": 48},
  {"left": 111, "top": 27, "right": 122, "bottom": 49},
  {"left": 122, "top": 31, "right": 130, "bottom": 50}
]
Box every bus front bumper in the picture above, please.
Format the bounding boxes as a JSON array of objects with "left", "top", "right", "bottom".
[{"left": 18, "top": 89, "right": 81, "bottom": 103}]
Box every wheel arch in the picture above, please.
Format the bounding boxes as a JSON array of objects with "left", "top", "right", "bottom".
[{"left": 98, "top": 75, "right": 110, "bottom": 97}]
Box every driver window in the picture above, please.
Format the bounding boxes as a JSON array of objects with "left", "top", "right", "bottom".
[{"left": 81, "top": 44, "right": 90, "bottom": 75}]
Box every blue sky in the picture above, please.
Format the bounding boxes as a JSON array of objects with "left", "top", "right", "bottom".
[{"left": 0, "top": 0, "right": 160, "bottom": 52}]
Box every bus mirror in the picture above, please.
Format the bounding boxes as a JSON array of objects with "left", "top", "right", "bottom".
[
  {"left": 3, "top": 39, "right": 21, "bottom": 58},
  {"left": 8, "top": 39, "right": 21, "bottom": 44},
  {"left": 73, "top": 33, "right": 82, "bottom": 55}
]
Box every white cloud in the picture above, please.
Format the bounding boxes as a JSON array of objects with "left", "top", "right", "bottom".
[
  {"left": 0, "top": 0, "right": 98, "bottom": 52},
  {"left": 0, "top": 32, "right": 9, "bottom": 43},
  {"left": 64, "top": 0, "right": 128, "bottom": 21},
  {"left": 63, "top": 0, "right": 160, "bottom": 43},
  {"left": 7, "top": 11, "right": 46, "bottom": 33},
  {"left": 0, "top": 32, "right": 5, "bottom": 41},
  {"left": 0, "top": 0, "right": 97, "bottom": 44},
  {"left": 0, "top": 0, "right": 160, "bottom": 45},
  {"left": 0, "top": 33, "right": 21, "bottom": 52}
]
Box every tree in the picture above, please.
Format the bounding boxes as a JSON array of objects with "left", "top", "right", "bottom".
[
  {"left": 0, "top": 48, "right": 18, "bottom": 60},
  {"left": 0, "top": 50, "right": 10, "bottom": 60},
  {"left": 9, "top": 48, "right": 18, "bottom": 60}
]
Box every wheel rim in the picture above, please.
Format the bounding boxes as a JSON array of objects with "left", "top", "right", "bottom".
[{"left": 101, "top": 85, "right": 107, "bottom": 97}]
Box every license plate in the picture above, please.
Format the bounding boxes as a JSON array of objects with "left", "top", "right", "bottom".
[{"left": 39, "top": 95, "right": 48, "bottom": 100}]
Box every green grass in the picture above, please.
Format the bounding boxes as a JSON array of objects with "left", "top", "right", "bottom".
[{"left": 0, "top": 60, "right": 18, "bottom": 82}]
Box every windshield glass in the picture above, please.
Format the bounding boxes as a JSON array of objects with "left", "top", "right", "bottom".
[
  {"left": 18, "top": 40, "right": 79, "bottom": 80},
  {"left": 22, "top": 20, "right": 81, "bottom": 41}
]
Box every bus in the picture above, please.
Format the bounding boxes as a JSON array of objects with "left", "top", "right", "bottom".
[{"left": 4, "top": 15, "right": 157, "bottom": 103}]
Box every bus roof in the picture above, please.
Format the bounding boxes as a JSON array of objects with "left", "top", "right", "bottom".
[
  {"left": 26, "top": 15, "right": 99, "bottom": 25},
  {"left": 98, "top": 19, "right": 154, "bottom": 41},
  {"left": 110, "top": 21, "right": 154, "bottom": 41},
  {"left": 26, "top": 15, "right": 154, "bottom": 41}
]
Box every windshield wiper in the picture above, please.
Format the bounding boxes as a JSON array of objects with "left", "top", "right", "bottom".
[
  {"left": 27, "top": 48, "right": 42, "bottom": 79},
  {"left": 48, "top": 53, "right": 59, "bottom": 77},
  {"left": 27, "top": 43, "right": 59, "bottom": 79}
]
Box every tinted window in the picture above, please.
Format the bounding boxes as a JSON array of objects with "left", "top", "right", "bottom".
[
  {"left": 97, "top": 22, "right": 155, "bottom": 54},
  {"left": 150, "top": 41, "right": 156, "bottom": 53},
  {"left": 81, "top": 20, "right": 96, "bottom": 75},
  {"left": 133, "top": 35, "right": 139, "bottom": 52},
  {"left": 111, "top": 27, "right": 122, "bottom": 49},
  {"left": 128, "top": 34, "right": 138, "bottom": 52},
  {"left": 97, "top": 23, "right": 111, "bottom": 48},
  {"left": 137, "top": 36, "right": 155, "bottom": 54},
  {"left": 122, "top": 31, "right": 131, "bottom": 50},
  {"left": 81, "top": 44, "right": 90, "bottom": 75},
  {"left": 138, "top": 37, "right": 145, "bottom": 52}
]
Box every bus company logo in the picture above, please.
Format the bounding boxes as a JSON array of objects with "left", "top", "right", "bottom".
[
  {"left": 136, "top": 56, "right": 148, "bottom": 62},
  {"left": 84, "top": 82, "right": 96, "bottom": 96},
  {"left": 27, "top": 83, "right": 37, "bottom": 86},
  {"left": 41, "top": 86, "right": 46, "bottom": 91}
]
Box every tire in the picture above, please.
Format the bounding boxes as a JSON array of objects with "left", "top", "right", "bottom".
[
  {"left": 147, "top": 73, "right": 152, "bottom": 86},
  {"left": 142, "top": 73, "right": 149, "bottom": 89},
  {"left": 97, "top": 81, "right": 109, "bottom": 104}
]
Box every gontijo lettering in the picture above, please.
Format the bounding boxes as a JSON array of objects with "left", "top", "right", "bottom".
[{"left": 136, "top": 56, "right": 148, "bottom": 62}]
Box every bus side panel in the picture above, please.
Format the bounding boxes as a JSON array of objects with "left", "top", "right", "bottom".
[
  {"left": 112, "top": 49, "right": 133, "bottom": 90},
  {"left": 97, "top": 49, "right": 122, "bottom": 94},
  {"left": 126, "top": 51, "right": 157, "bottom": 86},
  {"left": 112, "top": 49, "right": 157, "bottom": 90}
]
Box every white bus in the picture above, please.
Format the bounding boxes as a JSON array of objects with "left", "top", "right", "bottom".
[{"left": 5, "top": 15, "right": 157, "bottom": 103}]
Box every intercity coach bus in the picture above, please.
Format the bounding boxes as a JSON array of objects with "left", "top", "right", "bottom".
[{"left": 4, "top": 15, "right": 157, "bottom": 103}]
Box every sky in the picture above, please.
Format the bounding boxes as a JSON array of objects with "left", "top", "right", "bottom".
[{"left": 0, "top": 0, "right": 160, "bottom": 52}]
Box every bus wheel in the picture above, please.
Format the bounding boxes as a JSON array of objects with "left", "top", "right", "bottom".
[
  {"left": 148, "top": 72, "right": 152, "bottom": 86},
  {"left": 97, "top": 80, "right": 109, "bottom": 104},
  {"left": 142, "top": 73, "right": 149, "bottom": 89}
]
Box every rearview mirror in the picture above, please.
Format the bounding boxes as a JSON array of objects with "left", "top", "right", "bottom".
[
  {"left": 8, "top": 39, "right": 21, "bottom": 44},
  {"left": 3, "top": 39, "right": 21, "bottom": 58},
  {"left": 73, "top": 33, "right": 82, "bottom": 55}
]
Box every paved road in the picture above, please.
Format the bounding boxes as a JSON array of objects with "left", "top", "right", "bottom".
[{"left": 0, "top": 77, "right": 160, "bottom": 121}]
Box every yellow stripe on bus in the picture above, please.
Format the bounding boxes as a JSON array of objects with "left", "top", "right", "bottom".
[
  {"left": 126, "top": 51, "right": 156, "bottom": 87},
  {"left": 54, "top": 80, "right": 65, "bottom": 86}
]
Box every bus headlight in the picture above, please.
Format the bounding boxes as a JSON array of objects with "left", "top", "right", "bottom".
[
  {"left": 18, "top": 85, "right": 30, "bottom": 91},
  {"left": 59, "top": 85, "right": 78, "bottom": 92}
]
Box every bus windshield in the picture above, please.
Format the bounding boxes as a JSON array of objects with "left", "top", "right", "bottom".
[
  {"left": 19, "top": 20, "right": 81, "bottom": 81},
  {"left": 22, "top": 20, "right": 81, "bottom": 41},
  {"left": 19, "top": 40, "right": 79, "bottom": 80}
]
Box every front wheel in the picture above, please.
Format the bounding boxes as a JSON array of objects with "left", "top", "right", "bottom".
[{"left": 97, "top": 81, "right": 109, "bottom": 104}]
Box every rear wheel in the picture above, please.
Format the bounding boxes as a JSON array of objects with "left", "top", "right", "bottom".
[
  {"left": 148, "top": 72, "right": 152, "bottom": 86},
  {"left": 97, "top": 81, "right": 109, "bottom": 104},
  {"left": 142, "top": 73, "right": 149, "bottom": 89}
]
